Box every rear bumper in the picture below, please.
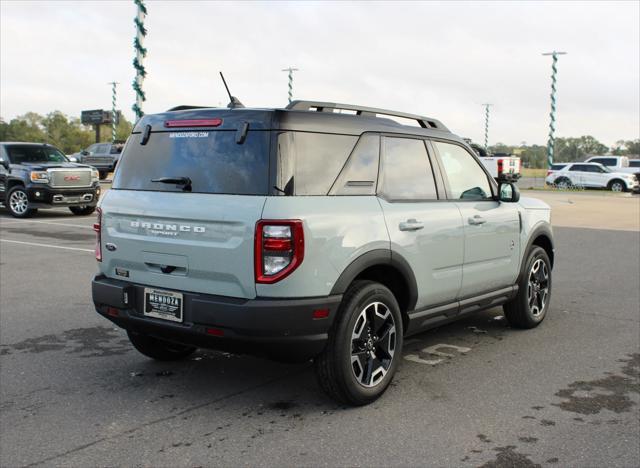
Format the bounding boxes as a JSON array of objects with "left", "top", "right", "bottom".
[
  {"left": 91, "top": 275, "right": 342, "bottom": 360},
  {"left": 27, "top": 183, "right": 101, "bottom": 208}
]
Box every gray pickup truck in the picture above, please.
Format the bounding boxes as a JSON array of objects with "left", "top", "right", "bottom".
[{"left": 71, "top": 142, "right": 124, "bottom": 180}]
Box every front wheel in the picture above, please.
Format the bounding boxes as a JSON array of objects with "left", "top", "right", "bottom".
[
  {"left": 503, "top": 246, "right": 552, "bottom": 329},
  {"left": 314, "top": 280, "right": 403, "bottom": 406},
  {"left": 127, "top": 331, "right": 196, "bottom": 361},
  {"left": 69, "top": 206, "right": 96, "bottom": 216},
  {"left": 6, "top": 186, "right": 36, "bottom": 218},
  {"left": 608, "top": 179, "right": 626, "bottom": 192}
]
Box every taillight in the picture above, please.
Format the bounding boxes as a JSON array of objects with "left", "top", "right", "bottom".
[
  {"left": 164, "top": 119, "right": 222, "bottom": 128},
  {"left": 255, "top": 220, "right": 304, "bottom": 284},
  {"left": 547, "top": 170, "right": 552, "bottom": 176},
  {"left": 93, "top": 207, "right": 102, "bottom": 262},
  {"left": 497, "top": 159, "right": 504, "bottom": 174}
]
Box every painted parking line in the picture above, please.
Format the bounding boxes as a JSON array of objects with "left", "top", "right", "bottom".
[
  {"left": 0, "top": 239, "right": 93, "bottom": 253},
  {"left": 404, "top": 343, "right": 472, "bottom": 366},
  {"left": 0, "top": 219, "right": 93, "bottom": 229}
]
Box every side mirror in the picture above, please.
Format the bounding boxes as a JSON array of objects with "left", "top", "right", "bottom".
[
  {"left": 81, "top": 150, "right": 89, "bottom": 156},
  {"left": 0, "top": 160, "right": 9, "bottom": 170},
  {"left": 499, "top": 182, "right": 520, "bottom": 203}
]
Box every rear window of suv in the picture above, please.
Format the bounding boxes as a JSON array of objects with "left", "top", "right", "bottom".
[{"left": 112, "top": 130, "right": 270, "bottom": 195}]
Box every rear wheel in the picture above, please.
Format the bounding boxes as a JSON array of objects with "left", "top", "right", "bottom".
[
  {"left": 608, "top": 179, "right": 626, "bottom": 192},
  {"left": 127, "top": 331, "right": 196, "bottom": 361},
  {"left": 7, "top": 186, "right": 36, "bottom": 218},
  {"left": 554, "top": 177, "right": 571, "bottom": 190},
  {"left": 69, "top": 206, "right": 96, "bottom": 216},
  {"left": 503, "top": 246, "right": 552, "bottom": 329},
  {"left": 315, "top": 280, "right": 403, "bottom": 406}
]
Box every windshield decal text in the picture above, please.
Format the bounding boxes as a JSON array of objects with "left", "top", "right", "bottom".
[{"left": 169, "top": 132, "right": 209, "bottom": 139}]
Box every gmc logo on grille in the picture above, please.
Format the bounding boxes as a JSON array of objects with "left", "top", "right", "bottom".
[{"left": 64, "top": 175, "right": 81, "bottom": 181}]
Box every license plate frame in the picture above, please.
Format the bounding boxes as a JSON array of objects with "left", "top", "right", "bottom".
[{"left": 143, "top": 288, "right": 183, "bottom": 323}]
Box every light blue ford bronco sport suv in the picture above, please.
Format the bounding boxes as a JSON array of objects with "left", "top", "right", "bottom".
[{"left": 92, "top": 100, "right": 554, "bottom": 405}]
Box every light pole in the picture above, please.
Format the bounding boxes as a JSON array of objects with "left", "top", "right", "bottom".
[
  {"left": 281, "top": 67, "right": 299, "bottom": 103},
  {"left": 482, "top": 103, "right": 492, "bottom": 150},
  {"left": 542, "top": 51, "right": 567, "bottom": 167},
  {"left": 108, "top": 82, "right": 119, "bottom": 142},
  {"left": 132, "top": 0, "right": 147, "bottom": 120}
]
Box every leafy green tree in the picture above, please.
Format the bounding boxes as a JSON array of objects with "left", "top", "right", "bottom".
[
  {"left": 0, "top": 111, "right": 134, "bottom": 154},
  {"left": 623, "top": 139, "right": 640, "bottom": 155}
]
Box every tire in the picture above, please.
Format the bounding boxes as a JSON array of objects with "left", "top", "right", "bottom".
[
  {"left": 6, "top": 186, "right": 36, "bottom": 218},
  {"left": 69, "top": 206, "right": 96, "bottom": 216},
  {"left": 554, "top": 177, "right": 571, "bottom": 190},
  {"left": 314, "top": 280, "right": 403, "bottom": 406},
  {"left": 608, "top": 179, "right": 626, "bottom": 192},
  {"left": 503, "top": 246, "right": 552, "bottom": 329},
  {"left": 99, "top": 171, "right": 108, "bottom": 180},
  {"left": 127, "top": 331, "right": 196, "bottom": 361}
]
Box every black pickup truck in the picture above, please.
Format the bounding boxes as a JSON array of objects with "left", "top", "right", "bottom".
[{"left": 0, "top": 142, "right": 101, "bottom": 218}]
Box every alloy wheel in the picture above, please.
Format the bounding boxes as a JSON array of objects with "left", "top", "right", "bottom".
[
  {"left": 350, "top": 301, "right": 396, "bottom": 388},
  {"left": 527, "top": 259, "right": 549, "bottom": 317},
  {"left": 9, "top": 190, "right": 28, "bottom": 215},
  {"left": 611, "top": 182, "right": 624, "bottom": 192}
]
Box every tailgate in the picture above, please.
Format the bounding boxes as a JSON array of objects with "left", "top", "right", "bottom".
[{"left": 99, "top": 190, "right": 266, "bottom": 299}]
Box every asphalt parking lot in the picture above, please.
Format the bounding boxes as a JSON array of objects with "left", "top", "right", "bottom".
[{"left": 0, "top": 192, "right": 638, "bottom": 467}]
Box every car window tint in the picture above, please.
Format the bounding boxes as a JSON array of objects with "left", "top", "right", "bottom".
[
  {"left": 380, "top": 137, "right": 437, "bottom": 200},
  {"left": 435, "top": 141, "right": 491, "bottom": 200},
  {"left": 330, "top": 134, "right": 380, "bottom": 196},
  {"left": 113, "top": 131, "right": 270, "bottom": 195},
  {"left": 570, "top": 165, "right": 585, "bottom": 172},
  {"left": 551, "top": 164, "right": 566, "bottom": 170},
  {"left": 277, "top": 132, "right": 358, "bottom": 195},
  {"left": 630, "top": 161, "right": 640, "bottom": 168}
]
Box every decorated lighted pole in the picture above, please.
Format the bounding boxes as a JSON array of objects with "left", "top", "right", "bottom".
[
  {"left": 281, "top": 67, "right": 299, "bottom": 103},
  {"left": 542, "top": 51, "right": 567, "bottom": 167},
  {"left": 108, "top": 81, "right": 119, "bottom": 142},
  {"left": 482, "top": 103, "right": 492, "bottom": 150},
  {"left": 132, "top": 0, "right": 147, "bottom": 120}
]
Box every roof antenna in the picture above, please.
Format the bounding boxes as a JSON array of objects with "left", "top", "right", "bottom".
[{"left": 219, "top": 72, "right": 245, "bottom": 109}]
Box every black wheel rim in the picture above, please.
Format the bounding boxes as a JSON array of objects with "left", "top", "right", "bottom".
[
  {"left": 350, "top": 301, "right": 396, "bottom": 388},
  {"left": 527, "top": 259, "right": 549, "bottom": 317}
]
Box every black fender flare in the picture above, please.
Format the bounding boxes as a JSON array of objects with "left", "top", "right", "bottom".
[
  {"left": 330, "top": 249, "right": 419, "bottom": 312},
  {"left": 517, "top": 223, "right": 555, "bottom": 283}
]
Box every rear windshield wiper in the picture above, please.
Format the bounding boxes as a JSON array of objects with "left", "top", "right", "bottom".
[{"left": 151, "top": 176, "right": 192, "bottom": 192}]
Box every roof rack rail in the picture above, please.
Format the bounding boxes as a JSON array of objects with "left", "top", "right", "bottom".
[
  {"left": 167, "top": 105, "right": 215, "bottom": 111},
  {"left": 285, "top": 100, "right": 449, "bottom": 132}
]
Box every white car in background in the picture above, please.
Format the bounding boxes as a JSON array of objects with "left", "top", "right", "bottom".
[
  {"left": 546, "top": 162, "right": 639, "bottom": 192},
  {"left": 584, "top": 155, "right": 640, "bottom": 177}
]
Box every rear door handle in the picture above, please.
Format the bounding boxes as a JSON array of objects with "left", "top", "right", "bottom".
[
  {"left": 399, "top": 219, "right": 424, "bottom": 231},
  {"left": 468, "top": 215, "right": 487, "bottom": 225}
]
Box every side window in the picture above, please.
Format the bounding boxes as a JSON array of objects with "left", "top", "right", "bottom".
[
  {"left": 380, "top": 137, "right": 437, "bottom": 200},
  {"left": 97, "top": 144, "right": 109, "bottom": 154},
  {"left": 569, "top": 165, "right": 585, "bottom": 172},
  {"left": 86, "top": 144, "right": 97, "bottom": 154},
  {"left": 630, "top": 161, "right": 640, "bottom": 168},
  {"left": 434, "top": 141, "right": 492, "bottom": 200},
  {"left": 590, "top": 158, "right": 606, "bottom": 165},
  {"left": 277, "top": 132, "right": 358, "bottom": 195},
  {"left": 330, "top": 134, "right": 380, "bottom": 196},
  {"left": 600, "top": 159, "right": 615, "bottom": 167}
]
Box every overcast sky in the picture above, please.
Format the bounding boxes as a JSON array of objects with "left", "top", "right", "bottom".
[{"left": 1, "top": 1, "right": 638, "bottom": 146}]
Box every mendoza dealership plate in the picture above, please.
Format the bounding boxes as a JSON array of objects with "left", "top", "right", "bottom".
[{"left": 143, "top": 288, "right": 183, "bottom": 323}]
